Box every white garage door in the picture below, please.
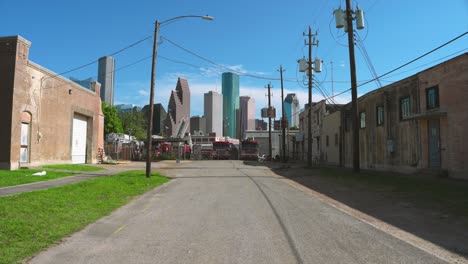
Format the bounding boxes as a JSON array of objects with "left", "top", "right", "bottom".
[{"left": 72, "top": 114, "right": 88, "bottom": 164}]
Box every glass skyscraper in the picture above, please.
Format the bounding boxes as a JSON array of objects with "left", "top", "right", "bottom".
[
  {"left": 222, "top": 72, "right": 239, "bottom": 138},
  {"left": 284, "top": 93, "right": 300, "bottom": 128}
]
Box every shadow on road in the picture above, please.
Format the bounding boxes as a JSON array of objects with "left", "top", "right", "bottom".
[{"left": 246, "top": 161, "right": 468, "bottom": 258}]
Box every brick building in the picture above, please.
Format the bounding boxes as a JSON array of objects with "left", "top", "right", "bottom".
[
  {"left": 340, "top": 53, "right": 467, "bottom": 178},
  {"left": 0, "top": 36, "right": 104, "bottom": 170}
]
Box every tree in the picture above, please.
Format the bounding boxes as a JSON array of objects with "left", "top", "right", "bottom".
[
  {"left": 102, "top": 102, "right": 123, "bottom": 136},
  {"left": 118, "top": 108, "right": 146, "bottom": 140}
]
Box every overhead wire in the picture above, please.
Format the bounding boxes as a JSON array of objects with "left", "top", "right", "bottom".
[
  {"left": 43, "top": 34, "right": 153, "bottom": 81},
  {"left": 310, "top": 31, "right": 468, "bottom": 103}
]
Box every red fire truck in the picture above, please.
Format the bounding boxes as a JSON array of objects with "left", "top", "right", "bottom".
[
  {"left": 240, "top": 138, "right": 259, "bottom": 160},
  {"left": 212, "top": 141, "right": 234, "bottom": 159}
]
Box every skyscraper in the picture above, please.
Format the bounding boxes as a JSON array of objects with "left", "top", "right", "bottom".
[
  {"left": 190, "top": 116, "right": 206, "bottom": 135},
  {"left": 204, "top": 91, "right": 223, "bottom": 136},
  {"left": 98, "top": 56, "right": 115, "bottom": 106},
  {"left": 164, "top": 77, "right": 191, "bottom": 137},
  {"left": 142, "top": 103, "right": 167, "bottom": 136},
  {"left": 239, "top": 96, "right": 255, "bottom": 139},
  {"left": 284, "top": 93, "right": 300, "bottom": 128},
  {"left": 222, "top": 72, "right": 239, "bottom": 138}
]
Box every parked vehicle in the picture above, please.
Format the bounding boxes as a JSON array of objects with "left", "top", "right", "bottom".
[
  {"left": 212, "top": 141, "right": 233, "bottom": 160},
  {"left": 240, "top": 138, "right": 259, "bottom": 160}
]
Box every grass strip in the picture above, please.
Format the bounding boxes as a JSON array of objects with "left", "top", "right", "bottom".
[
  {"left": 42, "top": 164, "right": 106, "bottom": 172},
  {"left": 0, "top": 170, "right": 77, "bottom": 188},
  {"left": 0, "top": 170, "right": 169, "bottom": 264}
]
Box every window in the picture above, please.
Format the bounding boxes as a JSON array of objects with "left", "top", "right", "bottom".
[
  {"left": 360, "top": 112, "right": 366, "bottom": 128},
  {"left": 400, "top": 96, "right": 411, "bottom": 120},
  {"left": 335, "top": 133, "right": 338, "bottom": 146},
  {"left": 376, "top": 106, "right": 384, "bottom": 126},
  {"left": 426, "top": 86, "right": 439, "bottom": 109},
  {"left": 20, "top": 123, "right": 30, "bottom": 163},
  {"left": 326, "top": 135, "right": 329, "bottom": 147}
]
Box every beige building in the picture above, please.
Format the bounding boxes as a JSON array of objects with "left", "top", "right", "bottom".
[
  {"left": 299, "top": 101, "right": 342, "bottom": 163},
  {"left": 0, "top": 36, "right": 104, "bottom": 170},
  {"left": 321, "top": 110, "right": 341, "bottom": 166}
]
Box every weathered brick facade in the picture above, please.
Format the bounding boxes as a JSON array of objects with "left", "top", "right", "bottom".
[
  {"left": 417, "top": 53, "right": 468, "bottom": 178},
  {"left": 0, "top": 36, "right": 104, "bottom": 170},
  {"left": 340, "top": 53, "right": 467, "bottom": 178}
]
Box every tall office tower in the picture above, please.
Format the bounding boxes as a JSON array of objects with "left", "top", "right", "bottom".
[
  {"left": 142, "top": 103, "right": 167, "bottom": 135},
  {"left": 190, "top": 115, "right": 206, "bottom": 135},
  {"left": 221, "top": 72, "right": 239, "bottom": 138},
  {"left": 164, "top": 77, "right": 191, "bottom": 137},
  {"left": 284, "top": 93, "right": 300, "bottom": 128},
  {"left": 98, "top": 56, "right": 115, "bottom": 106},
  {"left": 239, "top": 96, "right": 256, "bottom": 139},
  {"left": 255, "top": 119, "right": 267, "bottom": 130},
  {"left": 204, "top": 91, "right": 223, "bottom": 136}
]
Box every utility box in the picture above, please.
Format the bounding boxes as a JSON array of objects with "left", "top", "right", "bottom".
[
  {"left": 334, "top": 8, "right": 345, "bottom": 28},
  {"left": 298, "top": 58, "right": 308, "bottom": 72}
]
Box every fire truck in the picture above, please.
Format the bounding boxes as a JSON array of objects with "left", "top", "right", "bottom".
[
  {"left": 240, "top": 138, "right": 259, "bottom": 160},
  {"left": 212, "top": 141, "right": 234, "bottom": 159}
]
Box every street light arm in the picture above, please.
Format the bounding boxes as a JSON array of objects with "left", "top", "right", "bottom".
[{"left": 160, "top": 15, "right": 214, "bottom": 25}]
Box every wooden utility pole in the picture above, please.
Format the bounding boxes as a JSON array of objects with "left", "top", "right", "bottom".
[
  {"left": 279, "top": 65, "right": 287, "bottom": 163},
  {"left": 345, "top": 0, "right": 360, "bottom": 172},
  {"left": 266, "top": 82, "right": 273, "bottom": 160},
  {"left": 304, "top": 26, "right": 318, "bottom": 166},
  {"left": 146, "top": 20, "right": 160, "bottom": 178}
]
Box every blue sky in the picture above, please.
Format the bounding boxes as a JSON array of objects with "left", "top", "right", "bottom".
[{"left": 2, "top": 0, "right": 467, "bottom": 118}]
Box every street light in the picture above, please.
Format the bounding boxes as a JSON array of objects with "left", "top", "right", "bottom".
[{"left": 146, "top": 15, "right": 214, "bottom": 178}]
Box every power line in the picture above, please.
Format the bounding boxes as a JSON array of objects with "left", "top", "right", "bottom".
[
  {"left": 312, "top": 31, "right": 467, "bottom": 103},
  {"left": 40, "top": 54, "right": 153, "bottom": 91},
  {"left": 357, "top": 31, "right": 467, "bottom": 88},
  {"left": 44, "top": 35, "right": 153, "bottom": 80}
]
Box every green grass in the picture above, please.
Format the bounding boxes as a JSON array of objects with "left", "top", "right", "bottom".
[
  {"left": 42, "top": 164, "right": 106, "bottom": 172},
  {"left": 0, "top": 169, "right": 78, "bottom": 188},
  {"left": 0, "top": 171, "right": 169, "bottom": 264},
  {"left": 316, "top": 168, "right": 468, "bottom": 218}
]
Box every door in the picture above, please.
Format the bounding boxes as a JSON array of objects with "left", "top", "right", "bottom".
[
  {"left": 428, "top": 119, "right": 441, "bottom": 168},
  {"left": 72, "top": 114, "right": 88, "bottom": 164},
  {"left": 20, "top": 123, "right": 30, "bottom": 163}
]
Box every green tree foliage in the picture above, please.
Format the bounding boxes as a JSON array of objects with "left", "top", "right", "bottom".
[
  {"left": 289, "top": 126, "right": 299, "bottom": 130},
  {"left": 118, "top": 108, "right": 147, "bottom": 140},
  {"left": 102, "top": 102, "right": 123, "bottom": 135}
]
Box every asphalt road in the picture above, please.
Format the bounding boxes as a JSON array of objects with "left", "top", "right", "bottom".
[{"left": 29, "top": 160, "right": 448, "bottom": 264}]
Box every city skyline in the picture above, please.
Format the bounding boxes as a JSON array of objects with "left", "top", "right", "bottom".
[{"left": 2, "top": 1, "right": 466, "bottom": 119}]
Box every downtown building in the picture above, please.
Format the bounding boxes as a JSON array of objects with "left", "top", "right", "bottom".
[
  {"left": 204, "top": 91, "right": 223, "bottom": 136},
  {"left": 284, "top": 93, "right": 300, "bottom": 128},
  {"left": 222, "top": 72, "right": 239, "bottom": 138},
  {"left": 239, "top": 96, "right": 256, "bottom": 139},
  {"left": 141, "top": 103, "right": 167, "bottom": 136},
  {"left": 98, "top": 56, "right": 115, "bottom": 106},
  {"left": 164, "top": 77, "right": 191, "bottom": 137},
  {"left": 190, "top": 115, "right": 206, "bottom": 135}
]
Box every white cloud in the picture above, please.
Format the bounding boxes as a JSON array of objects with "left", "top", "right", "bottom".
[{"left": 138, "top": 89, "right": 149, "bottom": 96}]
